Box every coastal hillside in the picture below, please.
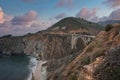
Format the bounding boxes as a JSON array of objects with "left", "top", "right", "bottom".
[
  {"left": 48, "top": 24, "right": 120, "bottom": 80},
  {"left": 0, "top": 17, "right": 104, "bottom": 80}
]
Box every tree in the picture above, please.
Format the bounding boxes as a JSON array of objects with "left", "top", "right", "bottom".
[
  {"left": 105, "top": 24, "right": 113, "bottom": 31},
  {"left": 1, "top": 34, "right": 12, "bottom": 38}
]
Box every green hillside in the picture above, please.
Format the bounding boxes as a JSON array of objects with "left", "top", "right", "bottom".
[{"left": 47, "top": 17, "right": 104, "bottom": 35}]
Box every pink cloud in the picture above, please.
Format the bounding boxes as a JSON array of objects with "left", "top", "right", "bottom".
[
  {"left": 0, "top": 7, "right": 4, "bottom": 23},
  {"left": 56, "top": 0, "right": 73, "bottom": 7},
  {"left": 105, "top": 0, "right": 120, "bottom": 8},
  {"left": 76, "top": 8, "right": 97, "bottom": 20}
]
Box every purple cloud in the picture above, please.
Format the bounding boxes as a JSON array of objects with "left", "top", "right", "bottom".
[
  {"left": 23, "top": 0, "right": 36, "bottom": 3},
  {"left": 104, "top": 0, "right": 120, "bottom": 8},
  {"left": 11, "top": 11, "right": 37, "bottom": 25},
  {"left": 54, "top": 13, "right": 67, "bottom": 20},
  {"left": 0, "top": 9, "right": 55, "bottom": 36},
  {"left": 0, "top": 20, "right": 54, "bottom": 36},
  {"left": 0, "top": 21, "right": 11, "bottom": 28},
  {"left": 108, "top": 8, "right": 120, "bottom": 20}
]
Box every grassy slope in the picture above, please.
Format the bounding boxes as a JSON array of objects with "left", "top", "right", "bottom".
[{"left": 47, "top": 17, "right": 104, "bottom": 35}]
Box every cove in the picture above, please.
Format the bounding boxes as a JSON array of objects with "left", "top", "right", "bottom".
[{"left": 0, "top": 55, "right": 47, "bottom": 80}]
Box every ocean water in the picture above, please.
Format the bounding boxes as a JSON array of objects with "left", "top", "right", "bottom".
[{"left": 0, "top": 55, "right": 37, "bottom": 80}]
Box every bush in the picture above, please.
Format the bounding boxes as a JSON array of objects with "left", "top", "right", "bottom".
[
  {"left": 70, "top": 74, "right": 77, "bottom": 80},
  {"left": 91, "top": 49, "right": 104, "bottom": 61},
  {"left": 96, "top": 66, "right": 120, "bottom": 80},
  {"left": 105, "top": 24, "right": 113, "bottom": 31},
  {"left": 1, "top": 34, "right": 12, "bottom": 38},
  {"left": 80, "top": 56, "right": 90, "bottom": 65}
]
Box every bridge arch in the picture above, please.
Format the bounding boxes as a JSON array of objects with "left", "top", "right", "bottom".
[
  {"left": 76, "top": 38, "right": 86, "bottom": 50},
  {"left": 71, "top": 35, "right": 87, "bottom": 50},
  {"left": 71, "top": 34, "right": 95, "bottom": 50}
]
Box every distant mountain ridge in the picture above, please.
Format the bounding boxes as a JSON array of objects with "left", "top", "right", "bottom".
[
  {"left": 98, "top": 20, "right": 120, "bottom": 26},
  {"left": 47, "top": 17, "right": 104, "bottom": 35}
]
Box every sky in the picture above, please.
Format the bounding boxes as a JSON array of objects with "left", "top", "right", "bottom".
[{"left": 0, "top": 0, "right": 120, "bottom": 36}]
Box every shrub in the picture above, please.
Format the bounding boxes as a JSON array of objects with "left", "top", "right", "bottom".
[
  {"left": 105, "top": 24, "right": 113, "bottom": 31},
  {"left": 80, "top": 56, "right": 91, "bottom": 65},
  {"left": 96, "top": 42, "right": 103, "bottom": 48},
  {"left": 27, "top": 33, "right": 31, "bottom": 35},
  {"left": 96, "top": 66, "right": 120, "bottom": 80},
  {"left": 1, "top": 34, "right": 12, "bottom": 38},
  {"left": 70, "top": 74, "right": 77, "bottom": 80},
  {"left": 91, "top": 49, "right": 104, "bottom": 61},
  {"left": 87, "top": 44, "right": 94, "bottom": 52}
]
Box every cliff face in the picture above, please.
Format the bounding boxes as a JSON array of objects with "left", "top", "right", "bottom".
[
  {"left": 0, "top": 33, "right": 86, "bottom": 60},
  {"left": 48, "top": 25, "right": 120, "bottom": 80},
  {"left": 0, "top": 37, "right": 24, "bottom": 55}
]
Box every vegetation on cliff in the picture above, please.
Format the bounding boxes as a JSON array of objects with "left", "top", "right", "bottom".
[{"left": 105, "top": 24, "right": 113, "bottom": 31}]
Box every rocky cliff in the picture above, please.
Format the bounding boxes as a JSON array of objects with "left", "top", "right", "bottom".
[
  {"left": 0, "top": 32, "right": 89, "bottom": 80},
  {"left": 0, "top": 33, "right": 86, "bottom": 60},
  {"left": 48, "top": 24, "right": 120, "bottom": 80}
]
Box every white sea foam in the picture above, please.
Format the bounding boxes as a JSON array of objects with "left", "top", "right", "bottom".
[
  {"left": 27, "top": 57, "right": 38, "bottom": 80},
  {"left": 27, "top": 57, "right": 47, "bottom": 80}
]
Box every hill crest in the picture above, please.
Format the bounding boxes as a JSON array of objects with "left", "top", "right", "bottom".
[{"left": 47, "top": 17, "right": 103, "bottom": 35}]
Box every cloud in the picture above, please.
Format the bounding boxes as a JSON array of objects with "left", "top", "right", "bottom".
[
  {"left": 104, "top": 0, "right": 120, "bottom": 8},
  {"left": 54, "top": 13, "right": 67, "bottom": 20},
  {"left": 0, "top": 9, "right": 54, "bottom": 36},
  {"left": 23, "top": 0, "right": 36, "bottom": 3},
  {"left": 56, "top": 0, "right": 73, "bottom": 7},
  {"left": 0, "top": 20, "right": 54, "bottom": 36},
  {"left": 31, "top": 20, "right": 54, "bottom": 29},
  {"left": 0, "top": 7, "right": 13, "bottom": 28},
  {"left": 0, "top": 9, "right": 55, "bottom": 36},
  {"left": 11, "top": 11, "right": 37, "bottom": 25},
  {"left": 107, "top": 8, "right": 120, "bottom": 20},
  {"left": 89, "top": 16, "right": 109, "bottom": 22},
  {"left": 0, "top": 21, "right": 11, "bottom": 28},
  {"left": 89, "top": 8, "right": 120, "bottom": 22},
  {"left": 0, "top": 7, "right": 4, "bottom": 23},
  {"left": 76, "top": 8, "right": 97, "bottom": 20},
  {"left": 4, "top": 15, "right": 13, "bottom": 22}
]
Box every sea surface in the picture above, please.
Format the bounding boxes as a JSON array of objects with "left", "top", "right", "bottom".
[{"left": 0, "top": 55, "right": 37, "bottom": 80}]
